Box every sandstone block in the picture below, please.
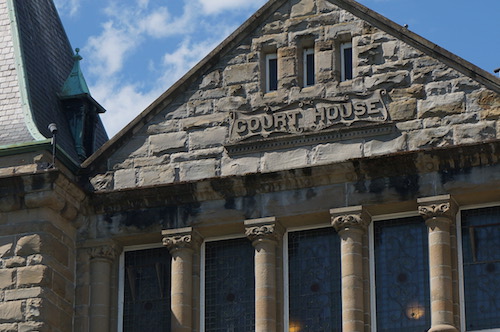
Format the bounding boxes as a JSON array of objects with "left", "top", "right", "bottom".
[
  {"left": 0, "top": 301, "right": 23, "bottom": 322},
  {"left": 364, "top": 134, "right": 407, "bottom": 157},
  {"left": 262, "top": 148, "right": 309, "bottom": 172},
  {"left": 0, "top": 323, "right": 17, "bottom": 331},
  {"left": 425, "top": 81, "right": 451, "bottom": 96},
  {"left": 223, "top": 63, "right": 258, "bottom": 85},
  {"left": 221, "top": 155, "right": 260, "bottom": 176},
  {"left": 90, "top": 173, "right": 113, "bottom": 191},
  {"left": 388, "top": 98, "right": 417, "bottom": 121},
  {"left": 179, "top": 159, "right": 217, "bottom": 182},
  {"left": 189, "top": 127, "right": 227, "bottom": 150},
  {"left": 200, "top": 70, "right": 221, "bottom": 90},
  {"left": 149, "top": 132, "right": 187, "bottom": 155},
  {"left": 0, "top": 236, "right": 14, "bottom": 258},
  {"left": 418, "top": 92, "right": 465, "bottom": 118},
  {"left": 382, "top": 41, "right": 398, "bottom": 58},
  {"left": 17, "top": 265, "right": 51, "bottom": 288},
  {"left": 454, "top": 122, "right": 496, "bottom": 145},
  {"left": 4, "top": 287, "right": 43, "bottom": 301},
  {"left": 147, "top": 120, "right": 179, "bottom": 134},
  {"left": 364, "top": 70, "right": 409, "bottom": 89},
  {"left": 138, "top": 166, "right": 175, "bottom": 186},
  {"left": 18, "top": 322, "right": 48, "bottom": 332},
  {"left": 408, "top": 127, "right": 452, "bottom": 150},
  {"left": 389, "top": 84, "right": 424, "bottom": 100},
  {"left": 0, "top": 269, "right": 14, "bottom": 290},
  {"left": 215, "top": 97, "right": 248, "bottom": 113},
  {"left": 24, "top": 191, "right": 65, "bottom": 212},
  {"left": 291, "top": 0, "right": 316, "bottom": 17},
  {"left": 310, "top": 142, "right": 362, "bottom": 165},
  {"left": 113, "top": 169, "right": 136, "bottom": 189},
  {"left": 4, "top": 256, "right": 26, "bottom": 268}
]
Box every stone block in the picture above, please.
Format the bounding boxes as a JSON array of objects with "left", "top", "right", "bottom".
[
  {"left": 17, "top": 265, "right": 51, "bottom": 288},
  {"left": 454, "top": 122, "right": 496, "bottom": 145},
  {"left": 24, "top": 191, "right": 65, "bottom": 212},
  {"left": 200, "top": 70, "right": 221, "bottom": 90},
  {"left": 0, "top": 195, "right": 20, "bottom": 212},
  {"left": 0, "top": 269, "right": 14, "bottom": 289},
  {"left": 138, "top": 166, "right": 175, "bottom": 186},
  {"left": 291, "top": 0, "right": 316, "bottom": 17},
  {"left": 262, "top": 148, "right": 309, "bottom": 172},
  {"left": 149, "top": 132, "right": 187, "bottom": 155},
  {"left": 389, "top": 85, "right": 424, "bottom": 100},
  {"left": 179, "top": 159, "right": 218, "bottom": 182},
  {"left": 310, "top": 142, "right": 362, "bottom": 165},
  {"left": 388, "top": 98, "right": 417, "bottom": 121},
  {"left": 0, "top": 323, "right": 17, "bottom": 331},
  {"left": 4, "top": 256, "right": 26, "bottom": 268},
  {"left": 223, "top": 63, "right": 258, "bottom": 85},
  {"left": 187, "top": 100, "right": 213, "bottom": 116},
  {"left": 364, "top": 134, "right": 407, "bottom": 157},
  {"left": 114, "top": 168, "right": 136, "bottom": 190},
  {"left": 171, "top": 147, "right": 224, "bottom": 162},
  {"left": 18, "top": 322, "right": 49, "bottom": 332},
  {"left": 182, "top": 113, "right": 227, "bottom": 131},
  {"left": 425, "top": 81, "right": 451, "bottom": 96},
  {"left": 215, "top": 97, "right": 248, "bottom": 113},
  {"left": 0, "top": 236, "right": 13, "bottom": 258},
  {"left": 408, "top": 127, "right": 452, "bottom": 150},
  {"left": 4, "top": 287, "right": 43, "bottom": 301},
  {"left": 382, "top": 41, "right": 398, "bottom": 58},
  {"left": 146, "top": 120, "right": 180, "bottom": 134},
  {"left": 418, "top": 92, "right": 465, "bottom": 118},
  {"left": 221, "top": 154, "right": 260, "bottom": 176},
  {"left": 0, "top": 301, "right": 23, "bottom": 322},
  {"left": 365, "top": 70, "right": 409, "bottom": 89},
  {"left": 189, "top": 127, "right": 227, "bottom": 150}
]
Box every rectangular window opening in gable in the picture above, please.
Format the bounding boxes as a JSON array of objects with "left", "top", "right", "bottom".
[
  {"left": 266, "top": 53, "right": 278, "bottom": 92},
  {"left": 340, "top": 42, "right": 353, "bottom": 82},
  {"left": 303, "top": 48, "right": 315, "bottom": 87}
]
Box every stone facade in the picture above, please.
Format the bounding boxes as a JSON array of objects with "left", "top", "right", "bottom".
[{"left": 0, "top": 0, "right": 499, "bottom": 331}]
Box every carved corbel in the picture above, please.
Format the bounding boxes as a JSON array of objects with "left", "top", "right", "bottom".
[
  {"left": 162, "top": 227, "right": 200, "bottom": 254},
  {"left": 330, "top": 206, "right": 371, "bottom": 233},
  {"left": 88, "top": 243, "right": 118, "bottom": 261},
  {"left": 417, "top": 195, "right": 458, "bottom": 224},
  {"left": 244, "top": 217, "right": 284, "bottom": 245}
]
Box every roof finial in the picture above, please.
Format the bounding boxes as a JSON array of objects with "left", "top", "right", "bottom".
[{"left": 73, "top": 48, "right": 82, "bottom": 61}]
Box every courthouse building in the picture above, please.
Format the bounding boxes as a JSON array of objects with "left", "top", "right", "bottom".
[{"left": 0, "top": 0, "right": 499, "bottom": 331}]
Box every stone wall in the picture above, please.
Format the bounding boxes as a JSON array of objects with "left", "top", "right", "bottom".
[{"left": 91, "top": 0, "right": 500, "bottom": 192}]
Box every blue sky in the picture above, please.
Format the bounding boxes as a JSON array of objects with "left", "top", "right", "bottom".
[{"left": 54, "top": 0, "right": 500, "bottom": 137}]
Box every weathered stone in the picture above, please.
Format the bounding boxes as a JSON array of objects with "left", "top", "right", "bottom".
[
  {"left": 262, "top": 148, "right": 309, "bottom": 172},
  {"left": 221, "top": 154, "right": 260, "bottom": 176},
  {"left": 364, "top": 134, "right": 407, "bottom": 157},
  {"left": 382, "top": 41, "right": 398, "bottom": 58},
  {"left": 408, "top": 127, "right": 452, "bottom": 150},
  {"left": 171, "top": 147, "right": 224, "bottom": 163},
  {"left": 0, "top": 323, "right": 17, "bottom": 332},
  {"left": 178, "top": 159, "right": 217, "bottom": 182},
  {"left": 442, "top": 113, "right": 479, "bottom": 126},
  {"left": 24, "top": 191, "right": 65, "bottom": 212},
  {"left": 113, "top": 169, "right": 137, "bottom": 190},
  {"left": 223, "top": 63, "right": 258, "bottom": 85},
  {"left": 0, "top": 269, "right": 14, "bottom": 289},
  {"left": 181, "top": 113, "right": 227, "bottom": 130},
  {"left": 418, "top": 92, "right": 465, "bottom": 118},
  {"left": 187, "top": 100, "right": 213, "bottom": 116},
  {"left": 262, "top": 20, "right": 283, "bottom": 35},
  {"left": 15, "top": 234, "right": 42, "bottom": 256},
  {"left": 0, "top": 196, "right": 20, "bottom": 212},
  {"left": 396, "top": 119, "right": 422, "bottom": 131},
  {"left": 388, "top": 98, "right": 417, "bottom": 121},
  {"left": 4, "top": 287, "right": 43, "bottom": 301},
  {"left": 138, "top": 166, "right": 175, "bottom": 186},
  {"left": 389, "top": 84, "right": 424, "bottom": 100},
  {"left": 4, "top": 256, "right": 26, "bottom": 268},
  {"left": 423, "top": 117, "right": 441, "bottom": 128},
  {"left": 0, "top": 301, "right": 23, "bottom": 322},
  {"left": 90, "top": 172, "right": 113, "bottom": 191},
  {"left": 364, "top": 70, "right": 409, "bottom": 89},
  {"left": 189, "top": 127, "right": 227, "bottom": 150},
  {"left": 147, "top": 120, "right": 180, "bottom": 134},
  {"left": 454, "top": 122, "right": 496, "bottom": 145},
  {"left": 18, "top": 322, "right": 48, "bottom": 332},
  {"left": 0, "top": 237, "right": 13, "bottom": 258},
  {"left": 425, "top": 81, "right": 451, "bottom": 96},
  {"left": 216, "top": 97, "right": 248, "bottom": 113},
  {"left": 310, "top": 142, "right": 362, "bottom": 165},
  {"left": 149, "top": 132, "right": 188, "bottom": 155},
  {"left": 17, "top": 265, "right": 51, "bottom": 288},
  {"left": 291, "top": 0, "right": 316, "bottom": 17}
]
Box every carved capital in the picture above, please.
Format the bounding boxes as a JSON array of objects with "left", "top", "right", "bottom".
[
  {"left": 162, "top": 227, "right": 200, "bottom": 253},
  {"left": 244, "top": 217, "right": 283, "bottom": 244},
  {"left": 417, "top": 195, "right": 457, "bottom": 223},
  {"left": 330, "top": 206, "right": 371, "bottom": 233},
  {"left": 88, "top": 244, "right": 118, "bottom": 261}
]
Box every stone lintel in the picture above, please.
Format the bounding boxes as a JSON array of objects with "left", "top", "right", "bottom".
[
  {"left": 244, "top": 217, "right": 284, "bottom": 243},
  {"left": 330, "top": 205, "right": 371, "bottom": 232},
  {"left": 162, "top": 227, "right": 201, "bottom": 253},
  {"left": 85, "top": 242, "right": 119, "bottom": 261},
  {"left": 417, "top": 194, "right": 458, "bottom": 222}
]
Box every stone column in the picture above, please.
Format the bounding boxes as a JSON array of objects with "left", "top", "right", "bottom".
[
  {"left": 245, "top": 217, "right": 283, "bottom": 332},
  {"left": 418, "top": 195, "right": 458, "bottom": 332},
  {"left": 88, "top": 244, "right": 117, "bottom": 332},
  {"left": 162, "top": 227, "right": 199, "bottom": 332},
  {"left": 331, "top": 206, "right": 371, "bottom": 332}
]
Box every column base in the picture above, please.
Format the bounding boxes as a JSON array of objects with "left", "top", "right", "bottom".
[{"left": 428, "top": 324, "right": 458, "bottom": 332}]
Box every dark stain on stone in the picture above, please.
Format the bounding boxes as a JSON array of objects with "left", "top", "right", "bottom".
[
  {"left": 224, "top": 198, "right": 236, "bottom": 210},
  {"left": 242, "top": 195, "right": 259, "bottom": 219},
  {"left": 389, "top": 174, "right": 420, "bottom": 201},
  {"left": 352, "top": 161, "right": 367, "bottom": 193},
  {"left": 369, "top": 178, "right": 385, "bottom": 194},
  {"left": 306, "top": 188, "right": 317, "bottom": 200}
]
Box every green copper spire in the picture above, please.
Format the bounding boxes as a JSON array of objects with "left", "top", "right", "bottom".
[{"left": 60, "top": 48, "right": 90, "bottom": 97}]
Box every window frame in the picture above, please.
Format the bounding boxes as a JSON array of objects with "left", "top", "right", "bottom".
[
  {"left": 303, "top": 47, "right": 315, "bottom": 87},
  {"left": 340, "top": 42, "right": 353, "bottom": 82},
  {"left": 265, "top": 53, "right": 278, "bottom": 92},
  {"left": 369, "top": 211, "right": 430, "bottom": 331},
  {"left": 458, "top": 203, "right": 500, "bottom": 332},
  {"left": 200, "top": 234, "right": 254, "bottom": 332},
  {"left": 283, "top": 222, "right": 337, "bottom": 332},
  {"left": 117, "top": 243, "right": 168, "bottom": 332}
]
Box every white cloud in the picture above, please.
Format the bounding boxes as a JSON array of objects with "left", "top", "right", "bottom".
[
  {"left": 198, "top": 0, "right": 266, "bottom": 14},
  {"left": 54, "top": 0, "right": 81, "bottom": 17}
]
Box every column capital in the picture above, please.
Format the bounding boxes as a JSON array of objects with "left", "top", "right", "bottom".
[
  {"left": 244, "top": 217, "right": 284, "bottom": 244},
  {"left": 417, "top": 195, "right": 458, "bottom": 222},
  {"left": 88, "top": 243, "right": 118, "bottom": 261},
  {"left": 330, "top": 205, "right": 371, "bottom": 233},
  {"left": 162, "top": 227, "right": 201, "bottom": 254}
]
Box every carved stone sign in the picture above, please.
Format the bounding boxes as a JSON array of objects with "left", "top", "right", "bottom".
[{"left": 229, "top": 90, "right": 388, "bottom": 143}]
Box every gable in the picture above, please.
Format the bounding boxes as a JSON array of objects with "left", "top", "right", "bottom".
[{"left": 87, "top": 0, "right": 500, "bottom": 191}]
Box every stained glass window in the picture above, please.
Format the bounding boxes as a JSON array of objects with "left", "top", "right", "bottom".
[
  {"left": 205, "top": 238, "right": 255, "bottom": 331},
  {"left": 374, "top": 217, "right": 430, "bottom": 332},
  {"left": 123, "top": 247, "right": 171, "bottom": 331},
  {"left": 288, "top": 227, "right": 341, "bottom": 331},
  {"left": 462, "top": 207, "right": 500, "bottom": 331}
]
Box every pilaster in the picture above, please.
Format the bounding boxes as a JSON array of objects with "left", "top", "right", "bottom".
[
  {"left": 245, "top": 217, "right": 284, "bottom": 332},
  {"left": 418, "top": 195, "right": 459, "bottom": 332},
  {"left": 162, "top": 227, "right": 201, "bottom": 332},
  {"left": 331, "top": 206, "right": 371, "bottom": 332}
]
